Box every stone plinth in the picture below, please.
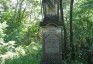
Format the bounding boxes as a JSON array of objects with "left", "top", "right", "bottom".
[{"left": 41, "top": 26, "right": 63, "bottom": 64}]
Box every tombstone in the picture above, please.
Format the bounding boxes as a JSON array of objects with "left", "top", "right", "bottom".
[
  {"left": 40, "top": 24, "right": 63, "bottom": 64},
  {"left": 40, "top": 0, "right": 63, "bottom": 64}
]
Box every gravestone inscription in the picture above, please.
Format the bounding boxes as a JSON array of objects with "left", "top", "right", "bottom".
[{"left": 41, "top": 26, "right": 63, "bottom": 64}]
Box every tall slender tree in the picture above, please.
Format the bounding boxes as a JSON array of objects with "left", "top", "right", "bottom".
[
  {"left": 60, "top": 0, "right": 67, "bottom": 59},
  {"left": 70, "top": 0, "right": 75, "bottom": 60}
]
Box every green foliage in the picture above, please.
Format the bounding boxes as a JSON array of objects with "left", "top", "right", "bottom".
[
  {"left": 0, "top": 0, "right": 41, "bottom": 45},
  {"left": 63, "top": 0, "right": 93, "bottom": 63},
  {"left": 0, "top": 22, "right": 16, "bottom": 54},
  {"left": 0, "top": 40, "right": 16, "bottom": 54},
  {"left": 4, "top": 42, "right": 42, "bottom": 64},
  {"left": 25, "top": 42, "right": 41, "bottom": 55},
  {"left": 0, "top": 0, "right": 93, "bottom": 64},
  {"left": 0, "top": 22, "right": 8, "bottom": 38},
  {"left": 0, "top": 24, "right": 41, "bottom": 64}
]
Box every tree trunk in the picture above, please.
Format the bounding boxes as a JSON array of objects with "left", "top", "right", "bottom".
[
  {"left": 70, "top": 0, "right": 75, "bottom": 60},
  {"left": 60, "top": 0, "right": 67, "bottom": 59}
]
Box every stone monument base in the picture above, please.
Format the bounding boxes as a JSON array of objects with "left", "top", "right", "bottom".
[{"left": 41, "top": 26, "right": 63, "bottom": 64}]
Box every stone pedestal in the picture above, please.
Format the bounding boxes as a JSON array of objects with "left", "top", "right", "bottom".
[{"left": 41, "top": 26, "right": 63, "bottom": 64}]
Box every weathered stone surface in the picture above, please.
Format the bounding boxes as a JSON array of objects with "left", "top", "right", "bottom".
[
  {"left": 41, "top": 26, "right": 63, "bottom": 64},
  {"left": 43, "top": 27, "right": 61, "bottom": 53}
]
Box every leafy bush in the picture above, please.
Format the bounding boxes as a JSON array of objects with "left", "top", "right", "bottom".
[
  {"left": 0, "top": 21, "right": 42, "bottom": 64},
  {"left": 4, "top": 42, "right": 42, "bottom": 64}
]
